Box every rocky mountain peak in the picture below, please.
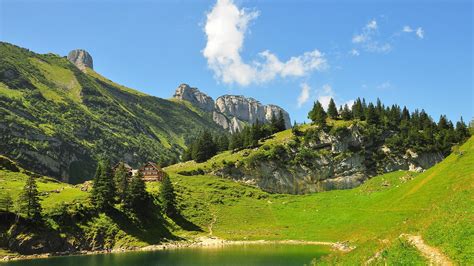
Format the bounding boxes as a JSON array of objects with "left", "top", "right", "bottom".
[
  {"left": 67, "top": 49, "right": 93, "bottom": 71},
  {"left": 173, "top": 84, "right": 215, "bottom": 112},
  {"left": 173, "top": 84, "right": 292, "bottom": 133}
]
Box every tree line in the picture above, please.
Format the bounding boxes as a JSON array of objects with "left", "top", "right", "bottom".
[
  {"left": 308, "top": 97, "right": 471, "bottom": 155},
  {"left": 91, "top": 159, "right": 176, "bottom": 216},
  {"left": 182, "top": 110, "right": 287, "bottom": 163},
  {"left": 0, "top": 159, "right": 177, "bottom": 220}
]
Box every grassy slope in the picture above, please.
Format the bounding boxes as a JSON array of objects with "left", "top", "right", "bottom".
[
  {"left": 0, "top": 42, "right": 224, "bottom": 182},
  {"left": 0, "top": 137, "right": 471, "bottom": 263},
  {"left": 168, "top": 136, "right": 473, "bottom": 264}
]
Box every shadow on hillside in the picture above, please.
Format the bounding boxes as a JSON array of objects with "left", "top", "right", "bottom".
[
  {"left": 106, "top": 206, "right": 180, "bottom": 244},
  {"left": 170, "top": 211, "right": 203, "bottom": 232}
]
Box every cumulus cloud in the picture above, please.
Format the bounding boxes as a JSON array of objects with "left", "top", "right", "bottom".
[
  {"left": 352, "top": 19, "right": 391, "bottom": 53},
  {"left": 203, "top": 0, "right": 327, "bottom": 86},
  {"left": 402, "top": 25, "right": 413, "bottom": 33},
  {"left": 416, "top": 27, "right": 424, "bottom": 39},
  {"left": 297, "top": 83, "right": 311, "bottom": 108},
  {"left": 350, "top": 49, "right": 360, "bottom": 56},
  {"left": 376, "top": 81, "right": 392, "bottom": 90},
  {"left": 401, "top": 25, "right": 424, "bottom": 39}
]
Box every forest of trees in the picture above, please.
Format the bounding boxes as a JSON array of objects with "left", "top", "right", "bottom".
[
  {"left": 308, "top": 97, "right": 471, "bottom": 155},
  {"left": 183, "top": 111, "right": 287, "bottom": 163}
]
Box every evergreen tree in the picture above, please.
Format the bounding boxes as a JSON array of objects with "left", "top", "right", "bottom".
[
  {"left": 160, "top": 173, "right": 176, "bottom": 216},
  {"left": 438, "top": 115, "right": 450, "bottom": 130},
  {"left": 229, "top": 131, "right": 244, "bottom": 150},
  {"left": 365, "top": 103, "right": 379, "bottom": 125},
  {"left": 401, "top": 106, "right": 411, "bottom": 121},
  {"left": 352, "top": 98, "right": 365, "bottom": 120},
  {"left": 327, "top": 98, "right": 338, "bottom": 119},
  {"left": 125, "top": 171, "right": 148, "bottom": 213},
  {"left": 276, "top": 110, "right": 287, "bottom": 131},
  {"left": 308, "top": 101, "right": 327, "bottom": 127},
  {"left": 216, "top": 135, "right": 230, "bottom": 152},
  {"left": 340, "top": 104, "right": 352, "bottom": 120},
  {"left": 18, "top": 176, "right": 42, "bottom": 219},
  {"left": 114, "top": 162, "right": 129, "bottom": 202},
  {"left": 269, "top": 114, "right": 279, "bottom": 134},
  {"left": 455, "top": 117, "right": 470, "bottom": 141},
  {"left": 192, "top": 130, "right": 217, "bottom": 163},
  {"left": 91, "top": 159, "right": 115, "bottom": 210},
  {"left": 0, "top": 192, "right": 13, "bottom": 212}
]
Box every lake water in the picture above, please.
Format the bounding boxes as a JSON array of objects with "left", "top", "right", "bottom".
[{"left": 5, "top": 244, "right": 331, "bottom": 266}]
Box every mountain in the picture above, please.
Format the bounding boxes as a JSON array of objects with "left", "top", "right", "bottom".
[
  {"left": 173, "top": 84, "right": 292, "bottom": 133},
  {"left": 0, "top": 42, "right": 230, "bottom": 183}
]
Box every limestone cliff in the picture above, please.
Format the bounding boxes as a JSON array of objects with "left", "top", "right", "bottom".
[
  {"left": 67, "top": 49, "right": 93, "bottom": 71},
  {"left": 173, "top": 84, "right": 291, "bottom": 133},
  {"left": 212, "top": 124, "right": 444, "bottom": 194}
]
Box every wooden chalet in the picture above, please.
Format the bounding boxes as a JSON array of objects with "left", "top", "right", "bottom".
[
  {"left": 113, "top": 162, "right": 133, "bottom": 176},
  {"left": 139, "top": 162, "right": 165, "bottom": 182}
]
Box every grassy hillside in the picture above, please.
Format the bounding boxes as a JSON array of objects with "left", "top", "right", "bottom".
[
  {"left": 0, "top": 137, "right": 472, "bottom": 263},
  {"left": 0, "top": 42, "right": 224, "bottom": 183}
]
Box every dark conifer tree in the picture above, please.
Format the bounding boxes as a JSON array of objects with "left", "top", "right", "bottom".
[
  {"left": 18, "top": 176, "right": 42, "bottom": 219},
  {"left": 160, "top": 173, "right": 176, "bottom": 217},
  {"left": 125, "top": 171, "right": 148, "bottom": 213},
  {"left": 114, "top": 162, "right": 129, "bottom": 202},
  {"left": 276, "top": 110, "right": 287, "bottom": 131},
  {"left": 308, "top": 100, "right": 327, "bottom": 127},
  {"left": 341, "top": 104, "right": 352, "bottom": 120},
  {"left": 327, "top": 98, "right": 338, "bottom": 119},
  {"left": 365, "top": 103, "right": 379, "bottom": 125},
  {"left": 91, "top": 159, "right": 115, "bottom": 210}
]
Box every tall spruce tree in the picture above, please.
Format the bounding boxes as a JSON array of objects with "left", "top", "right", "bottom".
[
  {"left": 308, "top": 100, "right": 327, "bottom": 127},
  {"left": 160, "top": 173, "right": 176, "bottom": 216},
  {"left": 365, "top": 103, "right": 379, "bottom": 125},
  {"left": 327, "top": 98, "right": 338, "bottom": 119},
  {"left": 91, "top": 159, "right": 115, "bottom": 210},
  {"left": 341, "top": 104, "right": 352, "bottom": 120},
  {"left": 276, "top": 110, "right": 286, "bottom": 131},
  {"left": 18, "top": 176, "right": 42, "bottom": 219},
  {"left": 114, "top": 162, "right": 129, "bottom": 202},
  {"left": 192, "top": 130, "right": 217, "bottom": 163},
  {"left": 125, "top": 171, "right": 148, "bottom": 213}
]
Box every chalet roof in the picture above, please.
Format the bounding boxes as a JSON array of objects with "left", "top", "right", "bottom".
[
  {"left": 113, "top": 162, "right": 133, "bottom": 170},
  {"left": 141, "top": 161, "right": 162, "bottom": 170}
]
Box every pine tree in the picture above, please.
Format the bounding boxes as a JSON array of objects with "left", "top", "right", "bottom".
[
  {"left": 217, "top": 135, "right": 230, "bottom": 152},
  {"left": 269, "top": 114, "right": 279, "bottom": 134},
  {"left": 365, "top": 103, "right": 379, "bottom": 125},
  {"left": 455, "top": 117, "right": 470, "bottom": 141},
  {"left": 18, "top": 176, "right": 42, "bottom": 219},
  {"left": 438, "top": 115, "right": 449, "bottom": 130},
  {"left": 114, "top": 162, "right": 129, "bottom": 202},
  {"left": 91, "top": 159, "right": 115, "bottom": 210},
  {"left": 276, "top": 110, "right": 286, "bottom": 131},
  {"left": 352, "top": 98, "right": 365, "bottom": 120},
  {"left": 0, "top": 192, "right": 13, "bottom": 212},
  {"left": 341, "top": 104, "right": 352, "bottom": 120},
  {"left": 327, "top": 98, "right": 338, "bottom": 119},
  {"left": 229, "top": 131, "right": 244, "bottom": 150},
  {"left": 192, "top": 131, "right": 218, "bottom": 163},
  {"left": 125, "top": 171, "right": 148, "bottom": 213},
  {"left": 160, "top": 173, "right": 176, "bottom": 217},
  {"left": 308, "top": 101, "right": 327, "bottom": 127}
]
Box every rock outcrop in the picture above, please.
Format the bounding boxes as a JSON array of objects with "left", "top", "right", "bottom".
[
  {"left": 213, "top": 124, "right": 444, "bottom": 194},
  {"left": 173, "top": 84, "right": 291, "bottom": 133},
  {"left": 67, "top": 49, "right": 93, "bottom": 71}
]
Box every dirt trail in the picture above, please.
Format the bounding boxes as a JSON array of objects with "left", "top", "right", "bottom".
[{"left": 401, "top": 234, "right": 453, "bottom": 266}]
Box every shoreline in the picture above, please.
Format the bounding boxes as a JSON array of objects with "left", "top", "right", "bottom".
[{"left": 1, "top": 236, "right": 354, "bottom": 262}]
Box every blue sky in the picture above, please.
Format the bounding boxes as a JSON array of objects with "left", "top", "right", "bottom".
[{"left": 1, "top": 0, "right": 472, "bottom": 123}]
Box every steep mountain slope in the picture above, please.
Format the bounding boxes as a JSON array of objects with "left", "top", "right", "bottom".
[{"left": 0, "top": 42, "right": 225, "bottom": 183}]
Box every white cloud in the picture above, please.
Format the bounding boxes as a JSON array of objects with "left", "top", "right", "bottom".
[
  {"left": 416, "top": 27, "right": 424, "bottom": 39},
  {"left": 367, "top": 20, "right": 377, "bottom": 30},
  {"left": 351, "top": 19, "right": 391, "bottom": 53},
  {"left": 350, "top": 49, "right": 360, "bottom": 56},
  {"left": 297, "top": 83, "right": 311, "bottom": 108},
  {"left": 402, "top": 25, "right": 413, "bottom": 33},
  {"left": 203, "top": 0, "right": 327, "bottom": 86},
  {"left": 376, "top": 81, "right": 392, "bottom": 90},
  {"left": 317, "top": 84, "right": 335, "bottom": 110}
]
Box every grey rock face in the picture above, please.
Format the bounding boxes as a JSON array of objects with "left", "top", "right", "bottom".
[
  {"left": 67, "top": 49, "right": 93, "bottom": 71},
  {"left": 173, "top": 85, "right": 292, "bottom": 133},
  {"left": 213, "top": 124, "right": 444, "bottom": 194},
  {"left": 173, "top": 84, "right": 215, "bottom": 112}
]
